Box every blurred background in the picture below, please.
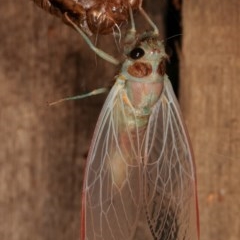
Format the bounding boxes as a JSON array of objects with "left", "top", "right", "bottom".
[{"left": 0, "top": 0, "right": 239, "bottom": 239}]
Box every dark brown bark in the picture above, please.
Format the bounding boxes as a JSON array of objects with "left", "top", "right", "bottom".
[
  {"left": 0, "top": 1, "right": 115, "bottom": 240},
  {"left": 181, "top": 1, "right": 240, "bottom": 239}
]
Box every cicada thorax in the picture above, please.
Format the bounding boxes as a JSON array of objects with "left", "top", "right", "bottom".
[
  {"left": 108, "top": 35, "right": 169, "bottom": 188},
  {"left": 121, "top": 36, "right": 168, "bottom": 120},
  {"left": 32, "top": 0, "right": 142, "bottom": 35}
]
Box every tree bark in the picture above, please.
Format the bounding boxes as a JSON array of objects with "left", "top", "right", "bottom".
[
  {"left": 0, "top": 1, "right": 116, "bottom": 240},
  {"left": 181, "top": 1, "right": 240, "bottom": 239}
]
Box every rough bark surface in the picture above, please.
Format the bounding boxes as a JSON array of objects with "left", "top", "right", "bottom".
[
  {"left": 181, "top": 1, "right": 240, "bottom": 239},
  {"left": 0, "top": 1, "right": 115, "bottom": 240},
  {"left": 0, "top": 1, "right": 164, "bottom": 240}
]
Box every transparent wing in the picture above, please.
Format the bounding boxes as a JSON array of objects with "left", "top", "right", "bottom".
[
  {"left": 143, "top": 77, "right": 199, "bottom": 240},
  {"left": 82, "top": 77, "right": 199, "bottom": 240},
  {"left": 82, "top": 80, "right": 145, "bottom": 240}
]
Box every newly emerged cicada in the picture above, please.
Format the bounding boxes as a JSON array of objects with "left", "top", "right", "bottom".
[
  {"left": 32, "top": 0, "right": 142, "bottom": 35},
  {"left": 47, "top": 4, "right": 200, "bottom": 240},
  {"left": 53, "top": 7, "right": 200, "bottom": 240}
]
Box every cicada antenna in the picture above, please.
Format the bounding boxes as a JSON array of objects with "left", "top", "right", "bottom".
[{"left": 64, "top": 13, "right": 120, "bottom": 65}]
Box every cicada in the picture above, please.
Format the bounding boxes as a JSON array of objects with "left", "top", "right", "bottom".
[
  {"left": 53, "top": 7, "right": 199, "bottom": 240},
  {"left": 32, "top": 0, "right": 141, "bottom": 35}
]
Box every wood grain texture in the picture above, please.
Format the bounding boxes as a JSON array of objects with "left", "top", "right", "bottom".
[
  {"left": 180, "top": 1, "right": 240, "bottom": 239},
  {"left": 0, "top": 1, "right": 115, "bottom": 240}
]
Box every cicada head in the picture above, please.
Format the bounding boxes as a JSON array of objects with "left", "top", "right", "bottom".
[
  {"left": 122, "top": 33, "right": 168, "bottom": 80},
  {"left": 119, "top": 33, "right": 169, "bottom": 111}
]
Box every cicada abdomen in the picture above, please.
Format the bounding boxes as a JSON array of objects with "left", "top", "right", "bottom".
[{"left": 32, "top": 0, "right": 142, "bottom": 35}]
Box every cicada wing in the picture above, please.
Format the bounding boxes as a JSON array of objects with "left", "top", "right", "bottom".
[
  {"left": 82, "top": 82, "right": 143, "bottom": 240},
  {"left": 143, "top": 77, "right": 199, "bottom": 240}
]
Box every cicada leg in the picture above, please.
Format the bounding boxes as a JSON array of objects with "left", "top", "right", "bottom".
[
  {"left": 63, "top": 13, "right": 120, "bottom": 65},
  {"left": 48, "top": 87, "right": 109, "bottom": 106},
  {"left": 123, "top": 5, "right": 137, "bottom": 54},
  {"left": 139, "top": 6, "right": 159, "bottom": 35}
]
